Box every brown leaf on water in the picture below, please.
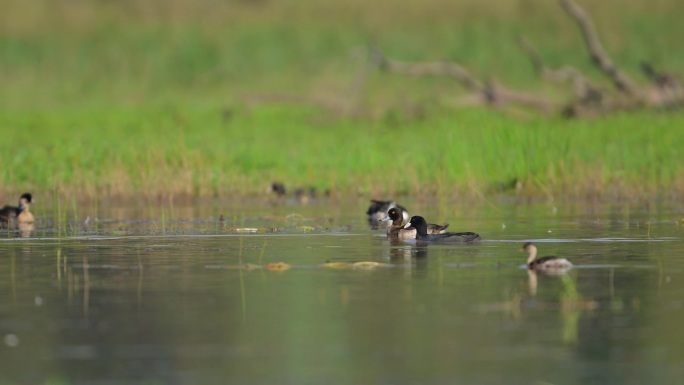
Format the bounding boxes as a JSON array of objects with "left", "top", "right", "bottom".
[
  {"left": 352, "top": 261, "right": 389, "bottom": 269},
  {"left": 266, "top": 262, "right": 292, "bottom": 271},
  {"left": 320, "top": 262, "right": 352, "bottom": 269}
]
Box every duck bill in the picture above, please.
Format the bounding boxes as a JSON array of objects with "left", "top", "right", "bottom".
[
  {"left": 379, "top": 216, "right": 391, "bottom": 222},
  {"left": 403, "top": 222, "right": 412, "bottom": 229}
]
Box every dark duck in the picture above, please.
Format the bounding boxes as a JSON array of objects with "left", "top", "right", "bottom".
[
  {"left": 381, "top": 207, "right": 448, "bottom": 239},
  {"left": 403, "top": 216, "right": 480, "bottom": 243}
]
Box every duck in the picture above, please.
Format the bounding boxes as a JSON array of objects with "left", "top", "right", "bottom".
[
  {"left": 0, "top": 193, "right": 34, "bottom": 224},
  {"left": 403, "top": 216, "right": 480, "bottom": 243},
  {"left": 270, "top": 182, "right": 287, "bottom": 197},
  {"left": 270, "top": 182, "right": 328, "bottom": 204},
  {"left": 521, "top": 242, "right": 572, "bottom": 271},
  {"left": 380, "top": 207, "right": 449, "bottom": 239},
  {"left": 366, "top": 199, "right": 409, "bottom": 227},
  {"left": 16, "top": 193, "right": 34, "bottom": 223}
]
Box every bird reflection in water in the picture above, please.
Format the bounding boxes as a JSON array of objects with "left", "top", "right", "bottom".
[
  {"left": 18, "top": 222, "right": 34, "bottom": 238},
  {"left": 388, "top": 239, "right": 429, "bottom": 261}
]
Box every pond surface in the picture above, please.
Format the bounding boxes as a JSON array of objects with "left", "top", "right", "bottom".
[{"left": 1, "top": 199, "right": 684, "bottom": 385}]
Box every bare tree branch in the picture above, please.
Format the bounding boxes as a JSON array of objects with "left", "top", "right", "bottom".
[
  {"left": 641, "top": 62, "right": 684, "bottom": 109},
  {"left": 370, "top": 46, "right": 484, "bottom": 92},
  {"left": 485, "top": 80, "right": 556, "bottom": 113},
  {"left": 370, "top": 46, "right": 557, "bottom": 114},
  {"left": 518, "top": 37, "right": 603, "bottom": 105},
  {"left": 518, "top": 37, "right": 545, "bottom": 77},
  {"left": 258, "top": 0, "right": 683, "bottom": 120},
  {"left": 558, "top": 0, "right": 638, "bottom": 95}
]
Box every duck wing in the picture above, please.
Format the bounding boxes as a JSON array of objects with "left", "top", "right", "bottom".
[
  {"left": 0, "top": 205, "right": 19, "bottom": 221},
  {"left": 427, "top": 223, "right": 449, "bottom": 234},
  {"left": 534, "top": 256, "right": 560, "bottom": 264},
  {"left": 532, "top": 256, "right": 573, "bottom": 270},
  {"left": 419, "top": 231, "right": 481, "bottom": 243}
]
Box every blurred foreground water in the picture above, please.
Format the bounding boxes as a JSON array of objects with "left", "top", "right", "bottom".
[{"left": 1, "top": 199, "right": 683, "bottom": 385}]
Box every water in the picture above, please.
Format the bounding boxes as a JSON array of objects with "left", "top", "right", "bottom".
[{"left": 1, "top": 200, "right": 683, "bottom": 384}]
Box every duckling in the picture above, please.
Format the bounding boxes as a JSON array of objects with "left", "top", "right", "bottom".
[
  {"left": 366, "top": 199, "right": 408, "bottom": 228},
  {"left": 380, "top": 207, "right": 449, "bottom": 239},
  {"left": 403, "top": 216, "right": 480, "bottom": 243},
  {"left": 521, "top": 242, "right": 572, "bottom": 271},
  {"left": 0, "top": 193, "right": 33, "bottom": 224}
]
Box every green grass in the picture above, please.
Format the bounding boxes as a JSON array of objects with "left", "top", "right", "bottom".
[
  {"left": 1, "top": 104, "right": 683, "bottom": 202},
  {"left": 1, "top": 0, "right": 683, "bottom": 202}
]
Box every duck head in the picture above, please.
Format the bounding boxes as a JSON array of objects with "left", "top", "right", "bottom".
[
  {"left": 403, "top": 216, "right": 428, "bottom": 236},
  {"left": 19, "top": 193, "right": 32, "bottom": 204},
  {"left": 520, "top": 242, "right": 538, "bottom": 266},
  {"left": 380, "top": 207, "right": 405, "bottom": 226}
]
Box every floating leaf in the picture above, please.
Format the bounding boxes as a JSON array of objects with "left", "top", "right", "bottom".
[
  {"left": 320, "top": 262, "right": 352, "bottom": 269},
  {"left": 266, "top": 262, "right": 292, "bottom": 271},
  {"left": 235, "top": 228, "right": 259, "bottom": 233},
  {"left": 352, "top": 261, "right": 387, "bottom": 269}
]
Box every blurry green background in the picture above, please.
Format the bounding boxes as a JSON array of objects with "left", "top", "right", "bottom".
[{"left": 1, "top": 0, "right": 683, "bottom": 201}]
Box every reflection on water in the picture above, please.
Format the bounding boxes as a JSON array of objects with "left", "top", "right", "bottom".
[
  {"left": 388, "top": 239, "right": 429, "bottom": 261},
  {"left": 0, "top": 201, "right": 683, "bottom": 384},
  {"left": 17, "top": 222, "right": 34, "bottom": 238}
]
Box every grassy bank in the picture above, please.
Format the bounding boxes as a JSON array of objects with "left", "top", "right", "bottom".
[
  {"left": 1, "top": 105, "right": 683, "bottom": 202},
  {"left": 1, "top": 0, "right": 683, "bottom": 202}
]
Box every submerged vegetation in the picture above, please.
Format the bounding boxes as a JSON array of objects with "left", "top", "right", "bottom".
[{"left": 1, "top": 0, "right": 683, "bottom": 202}]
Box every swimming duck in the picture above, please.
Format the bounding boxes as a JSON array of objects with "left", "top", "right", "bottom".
[
  {"left": 16, "top": 193, "right": 34, "bottom": 223},
  {"left": 0, "top": 193, "right": 33, "bottom": 224},
  {"left": 521, "top": 242, "right": 572, "bottom": 271},
  {"left": 381, "top": 207, "right": 449, "bottom": 239},
  {"left": 403, "top": 216, "right": 480, "bottom": 243},
  {"left": 366, "top": 199, "right": 409, "bottom": 227}
]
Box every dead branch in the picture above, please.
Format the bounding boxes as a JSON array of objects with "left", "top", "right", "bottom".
[
  {"left": 518, "top": 37, "right": 599, "bottom": 99},
  {"left": 641, "top": 62, "right": 684, "bottom": 109},
  {"left": 517, "top": 37, "right": 544, "bottom": 77},
  {"left": 558, "top": 0, "right": 638, "bottom": 95},
  {"left": 366, "top": 0, "right": 683, "bottom": 119},
  {"left": 265, "top": 0, "right": 683, "bottom": 120},
  {"left": 485, "top": 80, "right": 556, "bottom": 113},
  {"left": 371, "top": 47, "right": 483, "bottom": 92},
  {"left": 372, "top": 46, "right": 556, "bottom": 114},
  {"left": 382, "top": 59, "right": 483, "bottom": 92}
]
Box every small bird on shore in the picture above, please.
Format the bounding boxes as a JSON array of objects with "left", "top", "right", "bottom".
[
  {"left": 0, "top": 193, "right": 34, "bottom": 224},
  {"left": 270, "top": 182, "right": 287, "bottom": 197},
  {"left": 381, "top": 207, "right": 448, "bottom": 239},
  {"left": 521, "top": 242, "right": 572, "bottom": 271},
  {"left": 403, "top": 216, "right": 480, "bottom": 243}
]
